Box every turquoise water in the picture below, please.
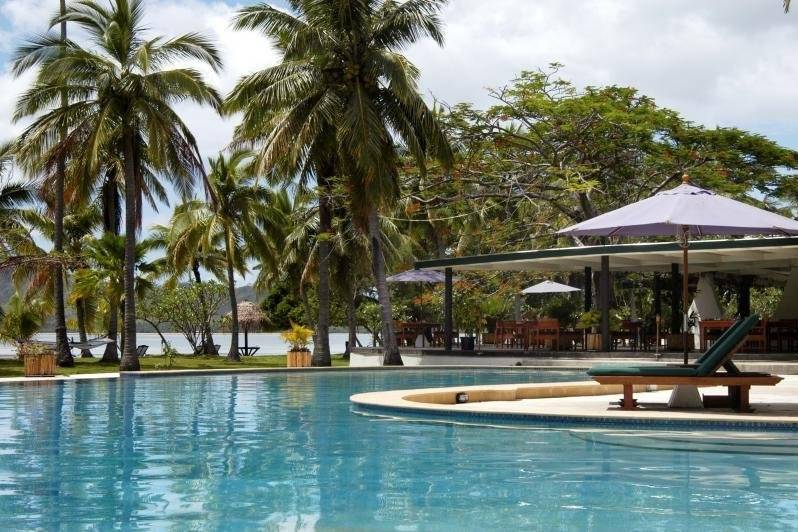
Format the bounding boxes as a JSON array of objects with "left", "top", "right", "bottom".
[{"left": 1, "top": 369, "right": 797, "bottom": 530}]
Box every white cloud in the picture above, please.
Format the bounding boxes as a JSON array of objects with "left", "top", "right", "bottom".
[{"left": 1, "top": 0, "right": 797, "bottom": 275}]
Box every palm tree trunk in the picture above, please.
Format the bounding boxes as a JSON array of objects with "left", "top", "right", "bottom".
[
  {"left": 367, "top": 206, "right": 402, "bottom": 366},
  {"left": 76, "top": 298, "right": 93, "bottom": 357},
  {"left": 53, "top": 0, "right": 73, "bottom": 367},
  {"left": 224, "top": 232, "right": 241, "bottom": 362},
  {"left": 119, "top": 128, "right": 139, "bottom": 371},
  {"left": 192, "top": 261, "right": 217, "bottom": 354},
  {"left": 313, "top": 177, "right": 332, "bottom": 366},
  {"left": 101, "top": 300, "right": 119, "bottom": 362},
  {"left": 345, "top": 292, "right": 358, "bottom": 358}
]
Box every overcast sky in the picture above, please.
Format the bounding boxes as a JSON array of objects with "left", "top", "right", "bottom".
[{"left": 1, "top": 0, "right": 796, "bottom": 280}]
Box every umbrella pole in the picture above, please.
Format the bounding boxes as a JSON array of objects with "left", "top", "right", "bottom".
[{"left": 681, "top": 226, "right": 690, "bottom": 365}]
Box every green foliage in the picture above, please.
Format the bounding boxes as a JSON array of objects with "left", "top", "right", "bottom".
[
  {"left": 156, "top": 283, "right": 227, "bottom": 353},
  {"left": 357, "top": 301, "right": 384, "bottom": 346},
  {"left": 0, "top": 292, "right": 46, "bottom": 351},
  {"left": 576, "top": 309, "right": 622, "bottom": 332},
  {"left": 281, "top": 323, "right": 314, "bottom": 352}
]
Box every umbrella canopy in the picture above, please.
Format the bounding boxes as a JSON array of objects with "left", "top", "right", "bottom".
[
  {"left": 236, "top": 301, "right": 267, "bottom": 328},
  {"left": 387, "top": 269, "right": 457, "bottom": 283},
  {"left": 521, "top": 280, "right": 581, "bottom": 294},
  {"left": 558, "top": 179, "right": 798, "bottom": 237},
  {"left": 558, "top": 175, "right": 798, "bottom": 363}
]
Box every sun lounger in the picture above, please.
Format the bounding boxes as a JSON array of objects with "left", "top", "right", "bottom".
[
  {"left": 587, "top": 315, "right": 782, "bottom": 412},
  {"left": 136, "top": 345, "right": 148, "bottom": 357}
]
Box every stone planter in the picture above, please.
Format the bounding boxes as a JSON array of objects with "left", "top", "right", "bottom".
[{"left": 287, "top": 350, "right": 312, "bottom": 368}]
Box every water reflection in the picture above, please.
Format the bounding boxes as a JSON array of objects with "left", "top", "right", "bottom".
[{"left": 0, "top": 371, "right": 796, "bottom": 529}]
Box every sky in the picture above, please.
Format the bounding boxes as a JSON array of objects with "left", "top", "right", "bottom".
[{"left": 1, "top": 0, "right": 797, "bottom": 282}]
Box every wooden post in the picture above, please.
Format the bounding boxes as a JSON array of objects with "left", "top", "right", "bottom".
[
  {"left": 444, "top": 267, "right": 453, "bottom": 351},
  {"left": 584, "top": 266, "right": 592, "bottom": 312},
  {"left": 600, "top": 256, "right": 610, "bottom": 351},
  {"left": 738, "top": 275, "right": 753, "bottom": 318},
  {"left": 653, "top": 272, "right": 662, "bottom": 317}
]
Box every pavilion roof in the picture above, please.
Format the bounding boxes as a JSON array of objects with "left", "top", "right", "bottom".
[{"left": 415, "top": 237, "right": 798, "bottom": 280}]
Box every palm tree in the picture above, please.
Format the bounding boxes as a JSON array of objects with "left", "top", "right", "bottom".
[
  {"left": 13, "top": 0, "right": 222, "bottom": 370},
  {"left": 72, "top": 232, "right": 156, "bottom": 354},
  {"left": 19, "top": 202, "right": 102, "bottom": 357},
  {"left": 229, "top": 0, "right": 452, "bottom": 365},
  {"left": 170, "top": 151, "right": 282, "bottom": 362},
  {"left": 149, "top": 223, "right": 225, "bottom": 354}
]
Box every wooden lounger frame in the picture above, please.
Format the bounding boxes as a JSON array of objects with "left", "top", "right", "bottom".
[{"left": 592, "top": 374, "right": 783, "bottom": 412}]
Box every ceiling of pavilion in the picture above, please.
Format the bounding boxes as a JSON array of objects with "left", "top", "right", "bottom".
[{"left": 415, "top": 237, "right": 798, "bottom": 280}]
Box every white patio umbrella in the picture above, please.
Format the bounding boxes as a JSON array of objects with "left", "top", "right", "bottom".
[
  {"left": 558, "top": 175, "right": 798, "bottom": 364},
  {"left": 521, "top": 280, "right": 581, "bottom": 294},
  {"left": 386, "top": 269, "right": 458, "bottom": 346}
]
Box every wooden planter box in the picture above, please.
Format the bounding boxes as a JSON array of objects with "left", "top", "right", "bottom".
[
  {"left": 287, "top": 350, "right": 312, "bottom": 368},
  {"left": 24, "top": 352, "right": 56, "bottom": 377},
  {"left": 585, "top": 333, "right": 602, "bottom": 351},
  {"left": 667, "top": 333, "right": 695, "bottom": 351}
]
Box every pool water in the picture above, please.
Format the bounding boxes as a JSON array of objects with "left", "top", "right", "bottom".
[{"left": 1, "top": 369, "right": 797, "bottom": 530}]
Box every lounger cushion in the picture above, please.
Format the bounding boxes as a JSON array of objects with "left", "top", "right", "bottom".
[
  {"left": 695, "top": 315, "right": 758, "bottom": 376},
  {"left": 586, "top": 364, "right": 697, "bottom": 377}
]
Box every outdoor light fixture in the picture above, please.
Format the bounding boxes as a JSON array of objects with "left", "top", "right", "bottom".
[{"left": 455, "top": 392, "right": 469, "bottom": 404}]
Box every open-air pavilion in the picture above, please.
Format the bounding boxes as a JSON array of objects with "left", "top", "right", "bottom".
[{"left": 407, "top": 236, "right": 798, "bottom": 357}]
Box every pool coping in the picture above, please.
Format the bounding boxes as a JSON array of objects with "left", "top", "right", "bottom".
[
  {"left": 350, "top": 380, "right": 798, "bottom": 432},
  {"left": 0, "top": 365, "right": 587, "bottom": 385}
]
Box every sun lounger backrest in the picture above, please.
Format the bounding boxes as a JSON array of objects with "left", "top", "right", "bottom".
[
  {"left": 695, "top": 314, "right": 758, "bottom": 376},
  {"left": 693, "top": 317, "right": 747, "bottom": 365}
]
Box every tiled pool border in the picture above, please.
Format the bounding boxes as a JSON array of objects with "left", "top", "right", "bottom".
[{"left": 351, "top": 401, "right": 798, "bottom": 433}]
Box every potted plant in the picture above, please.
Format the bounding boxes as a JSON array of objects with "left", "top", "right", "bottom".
[
  {"left": 454, "top": 292, "right": 484, "bottom": 351},
  {"left": 281, "top": 323, "right": 314, "bottom": 367},
  {"left": 19, "top": 342, "right": 56, "bottom": 377},
  {"left": 577, "top": 310, "right": 621, "bottom": 350}
]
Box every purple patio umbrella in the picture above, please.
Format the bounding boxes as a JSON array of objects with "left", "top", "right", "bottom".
[
  {"left": 386, "top": 269, "right": 458, "bottom": 323},
  {"left": 558, "top": 175, "right": 798, "bottom": 363}
]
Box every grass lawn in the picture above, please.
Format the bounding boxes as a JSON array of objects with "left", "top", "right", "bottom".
[{"left": 0, "top": 354, "right": 350, "bottom": 378}]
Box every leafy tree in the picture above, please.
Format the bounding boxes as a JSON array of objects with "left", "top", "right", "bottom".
[
  {"left": 157, "top": 282, "right": 227, "bottom": 354},
  {"left": 229, "top": 0, "right": 452, "bottom": 366},
  {"left": 13, "top": 0, "right": 222, "bottom": 370}
]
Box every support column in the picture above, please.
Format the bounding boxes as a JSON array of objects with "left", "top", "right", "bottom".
[
  {"left": 670, "top": 263, "right": 681, "bottom": 334},
  {"left": 600, "top": 256, "right": 610, "bottom": 351},
  {"left": 444, "top": 267, "right": 453, "bottom": 351},
  {"left": 653, "top": 272, "right": 662, "bottom": 318},
  {"left": 584, "top": 266, "right": 593, "bottom": 312},
  {"left": 738, "top": 275, "right": 753, "bottom": 318}
]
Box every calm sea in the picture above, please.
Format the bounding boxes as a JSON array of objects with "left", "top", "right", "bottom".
[{"left": 0, "top": 332, "right": 372, "bottom": 358}]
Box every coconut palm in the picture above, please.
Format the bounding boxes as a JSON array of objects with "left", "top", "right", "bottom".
[
  {"left": 71, "top": 232, "right": 157, "bottom": 355},
  {"left": 148, "top": 223, "right": 224, "bottom": 354},
  {"left": 13, "top": 0, "right": 222, "bottom": 370},
  {"left": 19, "top": 202, "right": 102, "bottom": 357},
  {"left": 0, "top": 291, "right": 48, "bottom": 354},
  {"left": 228, "top": 0, "right": 452, "bottom": 365},
  {"left": 169, "top": 151, "right": 283, "bottom": 362}
]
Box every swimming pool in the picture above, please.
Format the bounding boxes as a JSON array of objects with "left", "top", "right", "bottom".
[{"left": 1, "top": 369, "right": 796, "bottom": 529}]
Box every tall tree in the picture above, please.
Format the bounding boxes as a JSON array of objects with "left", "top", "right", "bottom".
[
  {"left": 229, "top": 0, "right": 452, "bottom": 365},
  {"left": 13, "top": 0, "right": 222, "bottom": 370},
  {"left": 170, "top": 151, "right": 283, "bottom": 362}
]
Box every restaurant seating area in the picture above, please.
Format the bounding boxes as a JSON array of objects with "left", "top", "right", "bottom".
[{"left": 393, "top": 317, "right": 798, "bottom": 354}]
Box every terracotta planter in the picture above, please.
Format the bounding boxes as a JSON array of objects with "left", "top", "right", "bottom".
[
  {"left": 24, "top": 351, "right": 56, "bottom": 377},
  {"left": 287, "top": 350, "right": 312, "bottom": 367}
]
